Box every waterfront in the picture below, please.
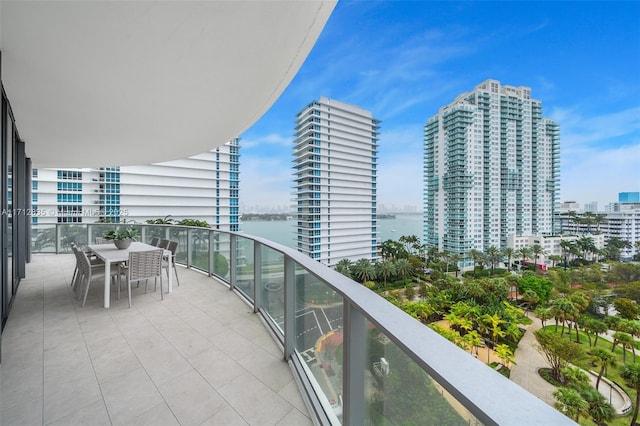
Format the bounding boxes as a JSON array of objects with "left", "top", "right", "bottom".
[{"left": 239, "top": 213, "right": 423, "bottom": 249}]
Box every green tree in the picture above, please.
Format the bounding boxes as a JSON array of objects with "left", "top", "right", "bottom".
[
  {"left": 530, "top": 244, "right": 545, "bottom": 272},
  {"left": 553, "top": 387, "right": 588, "bottom": 423},
  {"left": 581, "top": 387, "right": 615, "bottom": 425},
  {"left": 621, "top": 363, "right": 640, "bottom": 426},
  {"left": 395, "top": 258, "right": 412, "bottom": 281},
  {"left": 535, "top": 329, "right": 585, "bottom": 381},
  {"left": 534, "top": 306, "right": 552, "bottom": 328},
  {"left": 613, "top": 297, "right": 640, "bottom": 320},
  {"left": 502, "top": 247, "right": 515, "bottom": 271},
  {"left": 611, "top": 332, "right": 635, "bottom": 364},
  {"left": 550, "top": 297, "right": 578, "bottom": 336},
  {"left": 375, "top": 259, "right": 396, "bottom": 287},
  {"left": 335, "top": 258, "right": 352, "bottom": 277},
  {"left": 485, "top": 246, "right": 502, "bottom": 275},
  {"left": 352, "top": 258, "right": 376, "bottom": 284},
  {"left": 590, "top": 348, "right": 616, "bottom": 390},
  {"left": 517, "top": 246, "right": 532, "bottom": 271},
  {"left": 468, "top": 248, "right": 484, "bottom": 278}
]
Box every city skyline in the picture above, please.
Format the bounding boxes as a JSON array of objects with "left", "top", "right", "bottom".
[{"left": 240, "top": 1, "right": 640, "bottom": 211}]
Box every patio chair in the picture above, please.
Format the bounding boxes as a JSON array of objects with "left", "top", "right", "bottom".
[
  {"left": 76, "top": 249, "right": 121, "bottom": 307},
  {"left": 157, "top": 239, "right": 170, "bottom": 249},
  {"left": 162, "top": 240, "right": 180, "bottom": 286},
  {"left": 149, "top": 237, "right": 160, "bottom": 246},
  {"left": 125, "top": 249, "right": 164, "bottom": 308}
]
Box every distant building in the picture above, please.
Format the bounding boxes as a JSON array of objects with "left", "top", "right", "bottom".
[
  {"left": 583, "top": 202, "right": 598, "bottom": 213},
  {"left": 293, "top": 97, "right": 379, "bottom": 267},
  {"left": 619, "top": 192, "right": 640, "bottom": 203},
  {"left": 560, "top": 201, "right": 580, "bottom": 212},
  {"left": 423, "top": 79, "right": 560, "bottom": 266},
  {"left": 32, "top": 139, "right": 240, "bottom": 231}
]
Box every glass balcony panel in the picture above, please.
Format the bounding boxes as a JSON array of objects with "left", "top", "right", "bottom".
[
  {"left": 58, "top": 224, "right": 88, "bottom": 252},
  {"left": 145, "top": 225, "right": 168, "bottom": 243},
  {"left": 89, "top": 223, "right": 116, "bottom": 244},
  {"left": 189, "top": 228, "right": 210, "bottom": 272},
  {"left": 31, "top": 224, "right": 57, "bottom": 253},
  {"left": 235, "top": 236, "right": 254, "bottom": 300},
  {"left": 294, "top": 266, "right": 344, "bottom": 421},
  {"left": 212, "top": 231, "right": 230, "bottom": 280},
  {"left": 365, "top": 320, "right": 482, "bottom": 425},
  {"left": 260, "top": 245, "right": 284, "bottom": 331},
  {"left": 169, "top": 227, "right": 188, "bottom": 264}
]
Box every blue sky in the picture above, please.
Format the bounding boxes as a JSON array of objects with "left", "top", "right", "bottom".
[{"left": 239, "top": 1, "right": 640, "bottom": 212}]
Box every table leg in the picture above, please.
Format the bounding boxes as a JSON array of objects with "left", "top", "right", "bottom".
[
  {"left": 104, "top": 261, "right": 111, "bottom": 308},
  {"left": 168, "top": 256, "right": 173, "bottom": 293}
]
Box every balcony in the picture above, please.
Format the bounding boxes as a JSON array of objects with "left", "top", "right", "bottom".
[{"left": 2, "top": 224, "right": 573, "bottom": 425}]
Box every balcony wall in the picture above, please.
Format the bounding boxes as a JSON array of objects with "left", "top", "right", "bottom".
[{"left": 6, "top": 223, "right": 575, "bottom": 425}]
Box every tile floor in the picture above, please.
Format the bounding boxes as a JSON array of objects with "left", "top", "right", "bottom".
[{"left": 1, "top": 254, "right": 311, "bottom": 426}]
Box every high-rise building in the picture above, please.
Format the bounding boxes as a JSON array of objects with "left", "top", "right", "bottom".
[
  {"left": 32, "top": 139, "right": 240, "bottom": 231},
  {"left": 423, "top": 79, "right": 560, "bottom": 266},
  {"left": 293, "top": 97, "right": 379, "bottom": 267}
]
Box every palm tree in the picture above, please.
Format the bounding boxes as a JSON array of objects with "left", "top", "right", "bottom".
[
  {"left": 375, "top": 259, "right": 395, "bottom": 287},
  {"left": 485, "top": 246, "right": 501, "bottom": 275},
  {"left": 553, "top": 387, "right": 588, "bottom": 423},
  {"left": 449, "top": 253, "right": 461, "bottom": 277},
  {"left": 559, "top": 240, "right": 574, "bottom": 269},
  {"left": 611, "top": 331, "right": 634, "bottom": 364},
  {"left": 550, "top": 297, "right": 578, "bottom": 336},
  {"left": 516, "top": 246, "right": 531, "bottom": 272},
  {"left": 530, "top": 244, "right": 545, "bottom": 272},
  {"left": 351, "top": 258, "right": 376, "bottom": 284},
  {"left": 395, "top": 258, "right": 412, "bottom": 281},
  {"left": 439, "top": 250, "right": 450, "bottom": 273},
  {"left": 335, "top": 258, "right": 352, "bottom": 277},
  {"left": 621, "top": 363, "right": 640, "bottom": 426},
  {"left": 502, "top": 247, "right": 515, "bottom": 271},
  {"left": 590, "top": 348, "right": 616, "bottom": 390},
  {"left": 468, "top": 248, "right": 483, "bottom": 277}
]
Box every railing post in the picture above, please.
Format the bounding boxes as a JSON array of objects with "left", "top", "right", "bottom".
[
  {"left": 186, "top": 228, "right": 192, "bottom": 269},
  {"left": 55, "top": 224, "right": 60, "bottom": 254},
  {"left": 343, "top": 301, "right": 365, "bottom": 425},
  {"left": 283, "top": 256, "right": 295, "bottom": 360},
  {"left": 208, "top": 230, "right": 214, "bottom": 278},
  {"left": 253, "top": 241, "right": 262, "bottom": 312},
  {"left": 229, "top": 233, "right": 237, "bottom": 289}
]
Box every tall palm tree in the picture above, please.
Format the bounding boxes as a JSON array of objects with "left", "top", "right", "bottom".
[
  {"left": 439, "top": 250, "right": 450, "bottom": 273},
  {"left": 530, "top": 244, "right": 545, "bottom": 272},
  {"left": 449, "top": 253, "right": 461, "bottom": 277},
  {"left": 590, "top": 348, "right": 616, "bottom": 390},
  {"left": 622, "top": 363, "right": 640, "bottom": 426},
  {"left": 516, "top": 246, "right": 531, "bottom": 272},
  {"left": 485, "top": 246, "right": 501, "bottom": 275},
  {"left": 502, "top": 247, "right": 515, "bottom": 271},
  {"left": 468, "top": 248, "right": 483, "bottom": 277}
]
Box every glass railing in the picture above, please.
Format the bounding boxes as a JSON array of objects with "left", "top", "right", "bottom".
[{"left": 30, "top": 223, "right": 573, "bottom": 425}]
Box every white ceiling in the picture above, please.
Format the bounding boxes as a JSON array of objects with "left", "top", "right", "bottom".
[{"left": 0, "top": 1, "right": 335, "bottom": 168}]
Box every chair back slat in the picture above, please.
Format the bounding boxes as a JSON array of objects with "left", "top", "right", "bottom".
[
  {"left": 128, "top": 249, "right": 163, "bottom": 282},
  {"left": 158, "top": 239, "right": 170, "bottom": 249},
  {"left": 149, "top": 237, "right": 160, "bottom": 246}
]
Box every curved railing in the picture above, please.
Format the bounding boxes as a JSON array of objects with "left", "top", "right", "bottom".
[{"left": 31, "top": 223, "right": 574, "bottom": 425}]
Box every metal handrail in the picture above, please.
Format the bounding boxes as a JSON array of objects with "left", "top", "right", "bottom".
[{"left": 30, "top": 223, "right": 574, "bottom": 425}]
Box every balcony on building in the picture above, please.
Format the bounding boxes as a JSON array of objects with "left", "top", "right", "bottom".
[{"left": 1, "top": 3, "right": 572, "bottom": 425}]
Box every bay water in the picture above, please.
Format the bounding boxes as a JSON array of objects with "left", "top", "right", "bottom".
[{"left": 238, "top": 213, "right": 423, "bottom": 249}]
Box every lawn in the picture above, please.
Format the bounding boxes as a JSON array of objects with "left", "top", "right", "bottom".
[{"left": 540, "top": 325, "right": 637, "bottom": 426}]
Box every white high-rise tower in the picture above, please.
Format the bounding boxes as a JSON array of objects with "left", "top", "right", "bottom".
[
  {"left": 294, "top": 97, "right": 379, "bottom": 267},
  {"left": 423, "top": 80, "right": 560, "bottom": 266}
]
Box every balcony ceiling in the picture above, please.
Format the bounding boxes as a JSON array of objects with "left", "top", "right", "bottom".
[{"left": 0, "top": 1, "right": 335, "bottom": 168}]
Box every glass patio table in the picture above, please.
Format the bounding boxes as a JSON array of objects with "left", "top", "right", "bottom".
[{"left": 88, "top": 242, "right": 173, "bottom": 308}]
